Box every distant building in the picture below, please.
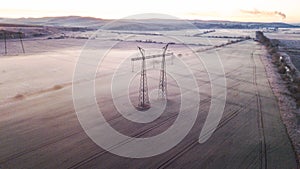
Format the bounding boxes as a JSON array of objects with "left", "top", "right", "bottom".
[{"left": 262, "top": 27, "right": 279, "bottom": 32}]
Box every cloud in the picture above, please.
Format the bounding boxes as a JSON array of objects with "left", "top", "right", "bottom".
[{"left": 241, "top": 9, "right": 286, "bottom": 19}]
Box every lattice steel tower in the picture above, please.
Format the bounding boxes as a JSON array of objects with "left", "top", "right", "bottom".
[
  {"left": 137, "top": 46, "right": 150, "bottom": 110},
  {"left": 158, "top": 43, "right": 169, "bottom": 99}
]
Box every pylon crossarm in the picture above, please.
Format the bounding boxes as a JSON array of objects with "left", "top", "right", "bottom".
[{"left": 131, "top": 52, "right": 173, "bottom": 61}]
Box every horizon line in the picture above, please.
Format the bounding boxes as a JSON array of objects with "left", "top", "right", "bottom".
[{"left": 0, "top": 15, "right": 299, "bottom": 24}]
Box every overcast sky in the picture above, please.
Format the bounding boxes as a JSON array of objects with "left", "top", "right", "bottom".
[{"left": 1, "top": 0, "right": 299, "bottom": 23}]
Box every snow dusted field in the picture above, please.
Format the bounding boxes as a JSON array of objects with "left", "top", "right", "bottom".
[
  {"left": 0, "top": 29, "right": 256, "bottom": 103},
  {"left": 0, "top": 28, "right": 298, "bottom": 168},
  {"left": 0, "top": 39, "right": 85, "bottom": 102},
  {"left": 265, "top": 28, "right": 300, "bottom": 69}
]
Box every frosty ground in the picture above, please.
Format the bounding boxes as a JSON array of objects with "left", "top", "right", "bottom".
[{"left": 0, "top": 29, "right": 298, "bottom": 168}]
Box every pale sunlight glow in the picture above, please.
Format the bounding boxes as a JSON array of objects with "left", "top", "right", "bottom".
[{"left": 0, "top": 0, "right": 299, "bottom": 22}]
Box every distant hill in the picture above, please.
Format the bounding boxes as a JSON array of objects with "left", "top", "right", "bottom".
[
  {"left": 192, "top": 20, "right": 298, "bottom": 29},
  {"left": 0, "top": 16, "right": 299, "bottom": 30},
  {"left": 293, "top": 23, "right": 300, "bottom": 26},
  {"left": 0, "top": 16, "right": 107, "bottom": 28}
]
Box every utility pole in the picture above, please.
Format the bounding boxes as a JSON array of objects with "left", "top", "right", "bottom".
[
  {"left": 19, "top": 32, "right": 25, "bottom": 54},
  {"left": 137, "top": 46, "right": 150, "bottom": 110},
  {"left": 3, "top": 31, "right": 7, "bottom": 55},
  {"left": 158, "top": 43, "right": 169, "bottom": 99}
]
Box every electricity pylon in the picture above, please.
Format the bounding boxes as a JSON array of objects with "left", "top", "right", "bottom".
[
  {"left": 158, "top": 43, "right": 169, "bottom": 99},
  {"left": 137, "top": 46, "right": 150, "bottom": 110}
]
